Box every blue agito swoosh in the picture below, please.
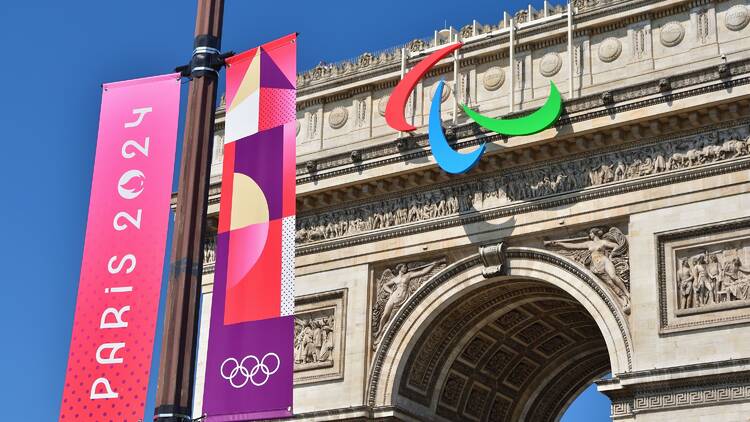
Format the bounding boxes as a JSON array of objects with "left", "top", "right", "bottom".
[{"left": 428, "top": 80, "right": 485, "bottom": 174}]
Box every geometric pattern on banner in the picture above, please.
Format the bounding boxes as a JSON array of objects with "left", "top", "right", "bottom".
[
  {"left": 203, "top": 33, "right": 296, "bottom": 422},
  {"left": 259, "top": 88, "right": 295, "bottom": 132}
]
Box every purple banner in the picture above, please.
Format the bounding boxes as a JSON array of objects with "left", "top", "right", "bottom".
[{"left": 202, "top": 34, "right": 296, "bottom": 421}]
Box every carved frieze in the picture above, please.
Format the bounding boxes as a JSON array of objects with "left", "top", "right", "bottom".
[
  {"left": 545, "top": 226, "right": 631, "bottom": 314},
  {"left": 659, "top": 218, "right": 750, "bottom": 334},
  {"left": 296, "top": 125, "right": 750, "bottom": 247},
  {"left": 371, "top": 258, "right": 447, "bottom": 348},
  {"left": 294, "top": 289, "right": 347, "bottom": 384}
]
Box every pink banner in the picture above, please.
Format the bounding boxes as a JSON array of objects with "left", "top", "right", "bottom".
[{"left": 60, "top": 74, "right": 180, "bottom": 422}]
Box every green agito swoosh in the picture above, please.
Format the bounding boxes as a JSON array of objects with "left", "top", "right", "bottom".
[{"left": 461, "top": 81, "right": 563, "bottom": 136}]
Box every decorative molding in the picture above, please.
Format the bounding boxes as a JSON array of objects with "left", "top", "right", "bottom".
[
  {"left": 294, "top": 289, "right": 348, "bottom": 384},
  {"left": 479, "top": 242, "right": 507, "bottom": 278},
  {"left": 293, "top": 62, "right": 750, "bottom": 180},
  {"left": 376, "top": 95, "right": 388, "bottom": 117}
]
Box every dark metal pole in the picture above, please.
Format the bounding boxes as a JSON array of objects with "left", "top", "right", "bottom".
[{"left": 154, "top": 0, "right": 224, "bottom": 420}]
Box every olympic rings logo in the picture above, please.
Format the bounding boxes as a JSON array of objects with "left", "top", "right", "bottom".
[{"left": 220, "top": 353, "right": 281, "bottom": 388}]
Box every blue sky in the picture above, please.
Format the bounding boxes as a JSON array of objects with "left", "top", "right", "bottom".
[{"left": 0, "top": 1, "right": 609, "bottom": 420}]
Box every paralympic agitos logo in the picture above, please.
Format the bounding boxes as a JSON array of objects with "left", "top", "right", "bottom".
[{"left": 385, "top": 42, "right": 563, "bottom": 174}]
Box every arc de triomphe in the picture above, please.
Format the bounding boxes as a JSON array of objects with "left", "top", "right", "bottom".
[{"left": 192, "top": 0, "right": 750, "bottom": 420}]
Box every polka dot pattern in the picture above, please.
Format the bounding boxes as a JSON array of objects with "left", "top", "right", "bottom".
[
  {"left": 281, "top": 216, "right": 295, "bottom": 316},
  {"left": 259, "top": 88, "right": 295, "bottom": 132}
]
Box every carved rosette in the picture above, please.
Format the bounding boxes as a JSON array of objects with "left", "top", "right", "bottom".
[
  {"left": 660, "top": 21, "right": 685, "bottom": 47},
  {"left": 430, "top": 82, "right": 452, "bottom": 103},
  {"left": 328, "top": 106, "right": 348, "bottom": 129},
  {"left": 598, "top": 37, "right": 622, "bottom": 63},
  {"left": 725, "top": 5, "right": 750, "bottom": 31},
  {"left": 539, "top": 52, "right": 563, "bottom": 77},
  {"left": 482, "top": 66, "right": 505, "bottom": 91}
]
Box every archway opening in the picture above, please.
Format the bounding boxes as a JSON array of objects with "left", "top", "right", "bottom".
[{"left": 394, "top": 278, "right": 612, "bottom": 422}]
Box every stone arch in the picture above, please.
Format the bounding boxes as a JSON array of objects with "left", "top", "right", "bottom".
[{"left": 367, "top": 246, "right": 632, "bottom": 421}]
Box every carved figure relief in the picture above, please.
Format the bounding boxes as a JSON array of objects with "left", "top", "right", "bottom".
[
  {"left": 372, "top": 258, "right": 447, "bottom": 346},
  {"left": 725, "top": 5, "right": 750, "bottom": 31},
  {"left": 294, "top": 289, "right": 347, "bottom": 384},
  {"left": 296, "top": 126, "right": 750, "bottom": 246},
  {"left": 676, "top": 246, "right": 750, "bottom": 310},
  {"left": 482, "top": 66, "right": 505, "bottom": 91},
  {"left": 540, "top": 52, "right": 563, "bottom": 77},
  {"left": 545, "top": 227, "right": 631, "bottom": 313},
  {"left": 598, "top": 37, "right": 622, "bottom": 63},
  {"left": 660, "top": 21, "right": 685, "bottom": 47},
  {"left": 659, "top": 220, "right": 750, "bottom": 333}
]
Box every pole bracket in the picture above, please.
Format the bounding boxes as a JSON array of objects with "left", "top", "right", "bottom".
[{"left": 175, "top": 35, "right": 234, "bottom": 79}]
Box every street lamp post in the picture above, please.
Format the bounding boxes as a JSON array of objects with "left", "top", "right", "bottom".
[{"left": 153, "top": 0, "right": 225, "bottom": 420}]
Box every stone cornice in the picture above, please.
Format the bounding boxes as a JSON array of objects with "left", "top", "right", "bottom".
[{"left": 293, "top": 59, "right": 750, "bottom": 185}]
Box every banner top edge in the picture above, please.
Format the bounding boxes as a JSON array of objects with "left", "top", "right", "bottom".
[
  {"left": 226, "top": 33, "right": 297, "bottom": 66},
  {"left": 102, "top": 72, "right": 181, "bottom": 91}
]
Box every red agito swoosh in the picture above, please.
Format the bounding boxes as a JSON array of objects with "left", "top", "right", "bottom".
[{"left": 385, "top": 42, "right": 463, "bottom": 132}]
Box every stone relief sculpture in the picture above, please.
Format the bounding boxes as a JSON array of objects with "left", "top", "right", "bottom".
[
  {"left": 296, "top": 127, "right": 750, "bottom": 246},
  {"left": 372, "top": 258, "right": 447, "bottom": 345},
  {"left": 545, "top": 227, "right": 631, "bottom": 313},
  {"left": 294, "top": 311, "right": 335, "bottom": 368},
  {"left": 677, "top": 248, "right": 750, "bottom": 311}
]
